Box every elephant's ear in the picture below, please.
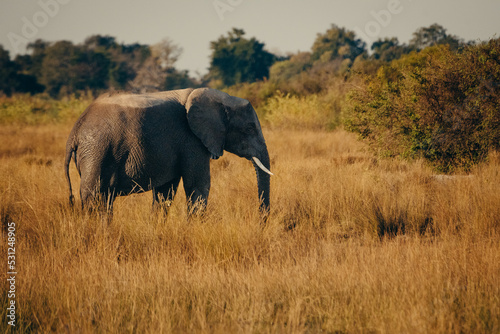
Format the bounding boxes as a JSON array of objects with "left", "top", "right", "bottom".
[{"left": 186, "top": 88, "right": 228, "bottom": 159}]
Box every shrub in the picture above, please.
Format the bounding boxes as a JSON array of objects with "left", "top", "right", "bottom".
[
  {"left": 222, "top": 80, "right": 278, "bottom": 109},
  {"left": 345, "top": 40, "right": 500, "bottom": 172},
  {"left": 261, "top": 92, "right": 338, "bottom": 130}
]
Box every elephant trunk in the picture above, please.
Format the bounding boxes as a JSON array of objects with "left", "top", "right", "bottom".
[{"left": 252, "top": 148, "right": 271, "bottom": 216}]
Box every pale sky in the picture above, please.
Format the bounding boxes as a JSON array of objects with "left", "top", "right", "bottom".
[{"left": 1, "top": 0, "right": 499, "bottom": 76}]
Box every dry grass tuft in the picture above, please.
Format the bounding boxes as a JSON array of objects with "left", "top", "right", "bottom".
[{"left": 1, "top": 124, "right": 499, "bottom": 333}]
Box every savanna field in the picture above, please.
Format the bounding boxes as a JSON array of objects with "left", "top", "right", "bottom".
[{"left": 0, "top": 92, "right": 499, "bottom": 333}]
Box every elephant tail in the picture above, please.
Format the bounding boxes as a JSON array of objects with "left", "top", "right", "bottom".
[{"left": 64, "top": 143, "right": 76, "bottom": 207}]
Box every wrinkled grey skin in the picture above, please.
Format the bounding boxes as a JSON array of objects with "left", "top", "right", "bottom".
[{"left": 65, "top": 88, "right": 271, "bottom": 216}]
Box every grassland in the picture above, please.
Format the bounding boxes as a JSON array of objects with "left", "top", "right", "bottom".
[{"left": 0, "top": 95, "right": 499, "bottom": 333}]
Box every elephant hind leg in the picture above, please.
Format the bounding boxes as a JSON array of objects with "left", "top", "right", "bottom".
[
  {"left": 81, "top": 186, "right": 116, "bottom": 214},
  {"left": 80, "top": 170, "right": 116, "bottom": 217},
  {"left": 152, "top": 177, "right": 181, "bottom": 215}
]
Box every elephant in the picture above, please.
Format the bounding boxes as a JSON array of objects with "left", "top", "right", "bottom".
[{"left": 64, "top": 88, "right": 272, "bottom": 216}]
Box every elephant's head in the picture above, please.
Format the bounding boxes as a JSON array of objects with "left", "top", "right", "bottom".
[{"left": 185, "top": 88, "right": 272, "bottom": 213}]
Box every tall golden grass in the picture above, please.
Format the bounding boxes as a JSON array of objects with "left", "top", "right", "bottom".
[{"left": 1, "top": 105, "right": 499, "bottom": 332}]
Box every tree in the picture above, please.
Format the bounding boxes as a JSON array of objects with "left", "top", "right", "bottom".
[
  {"left": 109, "top": 42, "right": 150, "bottom": 90},
  {"left": 84, "top": 35, "right": 117, "bottom": 51},
  {"left": 22, "top": 39, "right": 48, "bottom": 80},
  {"left": 371, "top": 37, "right": 410, "bottom": 62},
  {"left": 0, "top": 46, "right": 20, "bottom": 96},
  {"left": 0, "top": 45, "right": 43, "bottom": 95},
  {"left": 109, "top": 61, "right": 136, "bottom": 90},
  {"left": 72, "top": 49, "right": 111, "bottom": 92},
  {"left": 311, "top": 24, "right": 366, "bottom": 62},
  {"left": 269, "top": 52, "right": 312, "bottom": 84},
  {"left": 409, "top": 24, "right": 463, "bottom": 51},
  {"left": 12, "top": 39, "right": 47, "bottom": 94},
  {"left": 1, "top": 35, "right": 193, "bottom": 96},
  {"left": 130, "top": 38, "right": 185, "bottom": 92},
  {"left": 150, "top": 38, "right": 183, "bottom": 70},
  {"left": 82, "top": 35, "right": 141, "bottom": 90},
  {"left": 40, "top": 40, "right": 79, "bottom": 96},
  {"left": 164, "top": 68, "right": 198, "bottom": 90},
  {"left": 208, "top": 28, "right": 276, "bottom": 87}
]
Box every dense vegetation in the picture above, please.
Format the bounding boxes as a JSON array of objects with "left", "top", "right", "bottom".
[
  {"left": 1, "top": 22, "right": 498, "bottom": 172},
  {"left": 0, "top": 23, "right": 463, "bottom": 97},
  {"left": 0, "top": 36, "right": 197, "bottom": 96},
  {"left": 346, "top": 40, "right": 500, "bottom": 172}
]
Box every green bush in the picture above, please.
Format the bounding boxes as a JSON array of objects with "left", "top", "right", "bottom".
[{"left": 345, "top": 40, "right": 500, "bottom": 172}]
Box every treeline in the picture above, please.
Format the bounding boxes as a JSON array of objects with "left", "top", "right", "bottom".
[
  {"left": 1, "top": 23, "right": 465, "bottom": 98},
  {"left": 212, "top": 23, "right": 468, "bottom": 107},
  {"left": 0, "top": 35, "right": 198, "bottom": 97},
  {"left": 2, "top": 23, "right": 499, "bottom": 172},
  {"left": 207, "top": 23, "right": 499, "bottom": 173}
]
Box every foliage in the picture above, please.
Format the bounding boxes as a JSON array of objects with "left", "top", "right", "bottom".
[
  {"left": 130, "top": 38, "right": 200, "bottom": 92},
  {"left": 371, "top": 37, "right": 412, "bottom": 62},
  {"left": 0, "top": 23, "right": 470, "bottom": 100},
  {"left": 269, "top": 56, "right": 345, "bottom": 96},
  {"left": 262, "top": 93, "right": 329, "bottom": 130},
  {"left": 345, "top": 39, "right": 500, "bottom": 172},
  {"left": 0, "top": 45, "right": 43, "bottom": 95},
  {"left": 164, "top": 68, "right": 200, "bottom": 91},
  {"left": 260, "top": 79, "right": 346, "bottom": 130},
  {"left": 409, "top": 23, "right": 464, "bottom": 51},
  {"left": 40, "top": 40, "right": 105, "bottom": 96},
  {"left": 268, "top": 52, "right": 312, "bottom": 85},
  {"left": 267, "top": 54, "right": 356, "bottom": 99},
  {"left": 1, "top": 24, "right": 495, "bottom": 174},
  {"left": 223, "top": 80, "right": 278, "bottom": 109},
  {"left": 311, "top": 24, "right": 366, "bottom": 62},
  {"left": 0, "top": 35, "right": 200, "bottom": 97},
  {"left": 208, "top": 28, "right": 276, "bottom": 87},
  {"left": 33, "top": 37, "right": 151, "bottom": 96}
]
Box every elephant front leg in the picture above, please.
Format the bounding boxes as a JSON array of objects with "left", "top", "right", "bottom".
[
  {"left": 180, "top": 151, "right": 211, "bottom": 217},
  {"left": 152, "top": 177, "right": 181, "bottom": 215},
  {"left": 183, "top": 180, "right": 210, "bottom": 216},
  {"left": 182, "top": 171, "right": 210, "bottom": 217}
]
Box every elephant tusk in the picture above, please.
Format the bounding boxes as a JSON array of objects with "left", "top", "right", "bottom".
[{"left": 252, "top": 157, "right": 274, "bottom": 176}]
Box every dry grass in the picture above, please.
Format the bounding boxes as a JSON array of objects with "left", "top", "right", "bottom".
[{"left": 1, "top": 123, "right": 499, "bottom": 333}]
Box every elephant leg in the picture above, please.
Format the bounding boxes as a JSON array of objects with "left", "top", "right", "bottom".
[
  {"left": 152, "top": 177, "right": 181, "bottom": 215},
  {"left": 184, "top": 184, "right": 210, "bottom": 216},
  {"left": 80, "top": 167, "right": 115, "bottom": 217},
  {"left": 80, "top": 173, "right": 101, "bottom": 211},
  {"left": 182, "top": 162, "right": 210, "bottom": 216}
]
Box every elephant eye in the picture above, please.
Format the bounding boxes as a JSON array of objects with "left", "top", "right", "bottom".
[{"left": 243, "top": 124, "right": 255, "bottom": 135}]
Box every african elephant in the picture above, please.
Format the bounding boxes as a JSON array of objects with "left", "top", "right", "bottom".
[{"left": 64, "top": 88, "right": 272, "bottom": 216}]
